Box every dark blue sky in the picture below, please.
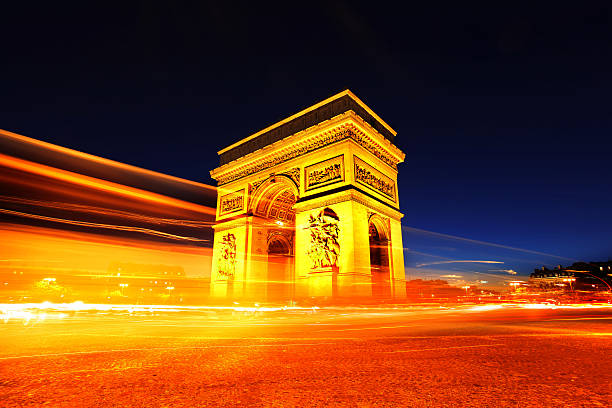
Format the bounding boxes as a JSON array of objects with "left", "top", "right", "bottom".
[{"left": 2, "top": 2, "right": 611, "bottom": 282}]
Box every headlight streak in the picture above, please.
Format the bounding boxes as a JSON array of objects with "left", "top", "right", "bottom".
[{"left": 2, "top": 301, "right": 612, "bottom": 324}]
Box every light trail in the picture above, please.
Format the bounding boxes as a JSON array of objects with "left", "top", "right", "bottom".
[
  {"left": 0, "top": 153, "right": 215, "bottom": 216},
  {"left": 0, "top": 195, "right": 215, "bottom": 227},
  {"left": 403, "top": 225, "right": 576, "bottom": 261},
  {"left": 403, "top": 249, "right": 453, "bottom": 260},
  {"left": 0, "top": 128, "right": 216, "bottom": 192},
  {"left": 488, "top": 269, "right": 518, "bottom": 275},
  {"left": 2, "top": 301, "right": 612, "bottom": 323},
  {"left": 0, "top": 207, "right": 208, "bottom": 242},
  {"left": 0, "top": 302, "right": 317, "bottom": 316},
  {"left": 416, "top": 260, "right": 505, "bottom": 267}
]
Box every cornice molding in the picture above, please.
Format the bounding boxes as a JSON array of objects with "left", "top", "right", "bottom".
[
  {"left": 217, "top": 90, "right": 397, "bottom": 163},
  {"left": 293, "top": 188, "right": 403, "bottom": 221},
  {"left": 211, "top": 114, "right": 404, "bottom": 186}
]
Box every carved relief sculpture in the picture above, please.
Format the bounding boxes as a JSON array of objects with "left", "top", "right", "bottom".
[
  {"left": 282, "top": 167, "right": 301, "bottom": 187},
  {"left": 219, "top": 189, "right": 245, "bottom": 216},
  {"left": 218, "top": 233, "right": 237, "bottom": 277},
  {"left": 306, "top": 210, "right": 340, "bottom": 270},
  {"left": 305, "top": 155, "right": 344, "bottom": 191},
  {"left": 354, "top": 156, "right": 396, "bottom": 201}
]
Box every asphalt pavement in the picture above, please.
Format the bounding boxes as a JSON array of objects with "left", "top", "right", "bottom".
[{"left": 1, "top": 304, "right": 611, "bottom": 407}]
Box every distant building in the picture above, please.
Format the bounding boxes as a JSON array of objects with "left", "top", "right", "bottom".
[{"left": 530, "top": 261, "right": 612, "bottom": 292}]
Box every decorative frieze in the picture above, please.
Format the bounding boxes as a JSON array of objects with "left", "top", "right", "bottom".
[
  {"left": 354, "top": 156, "right": 396, "bottom": 202},
  {"left": 304, "top": 155, "right": 344, "bottom": 191},
  {"left": 293, "top": 188, "right": 403, "bottom": 221},
  {"left": 215, "top": 125, "right": 397, "bottom": 185},
  {"left": 351, "top": 130, "right": 397, "bottom": 171},
  {"left": 219, "top": 188, "right": 246, "bottom": 216}
]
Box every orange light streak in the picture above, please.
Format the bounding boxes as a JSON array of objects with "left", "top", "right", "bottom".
[
  {"left": 0, "top": 224, "right": 212, "bottom": 296},
  {"left": 0, "top": 208, "right": 208, "bottom": 242},
  {"left": 0, "top": 153, "right": 215, "bottom": 216},
  {"left": 0, "top": 195, "right": 214, "bottom": 227},
  {"left": 0, "top": 128, "right": 216, "bottom": 191}
]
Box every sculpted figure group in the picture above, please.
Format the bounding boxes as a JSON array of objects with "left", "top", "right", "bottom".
[
  {"left": 307, "top": 209, "right": 340, "bottom": 270},
  {"left": 218, "top": 233, "right": 237, "bottom": 277}
]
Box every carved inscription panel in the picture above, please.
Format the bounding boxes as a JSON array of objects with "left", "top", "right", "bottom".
[
  {"left": 304, "top": 155, "right": 345, "bottom": 191},
  {"left": 354, "top": 156, "right": 396, "bottom": 202},
  {"left": 219, "top": 189, "right": 246, "bottom": 216}
]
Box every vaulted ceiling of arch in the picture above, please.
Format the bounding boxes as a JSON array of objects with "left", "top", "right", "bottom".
[
  {"left": 254, "top": 187, "right": 296, "bottom": 223},
  {"left": 268, "top": 190, "right": 296, "bottom": 223}
]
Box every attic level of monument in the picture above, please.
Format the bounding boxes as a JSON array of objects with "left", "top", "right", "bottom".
[
  {"left": 209, "top": 90, "right": 407, "bottom": 302},
  {"left": 211, "top": 95, "right": 405, "bottom": 188},
  {"left": 217, "top": 90, "right": 398, "bottom": 166}
]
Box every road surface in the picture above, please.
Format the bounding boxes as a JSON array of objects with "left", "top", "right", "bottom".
[{"left": 1, "top": 303, "right": 611, "bottom": 407}]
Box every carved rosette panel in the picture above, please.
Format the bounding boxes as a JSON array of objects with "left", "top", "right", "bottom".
[
  {"left": 217, "top": 233, "right": 237, "bottom": 278},
  {"left": 307, "top": 210, "right": 340, "bottom": 271}
]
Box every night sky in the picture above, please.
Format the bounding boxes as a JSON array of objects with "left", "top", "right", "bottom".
[{"left": 2, "top": 2, "right": 612, "bottom": 282}]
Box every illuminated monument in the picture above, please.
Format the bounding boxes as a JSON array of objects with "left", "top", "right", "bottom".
[{"left": 210, "top": 90, "right": 406, "bottom": 301}]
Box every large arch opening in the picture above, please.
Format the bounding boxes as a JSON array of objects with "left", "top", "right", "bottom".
[
  {"left": 266, "top": 235, "right": 292, "bottom": 301},
  {"left": 369, "top": 217, "right": 391, "bottom": 298},
  {"left": 250, "top": 176, "right": 297, "bottom": 302}
]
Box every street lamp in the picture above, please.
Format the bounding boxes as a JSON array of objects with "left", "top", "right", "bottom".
[{"left": 119, "top": 283, "right": 128, "bottom": 296}]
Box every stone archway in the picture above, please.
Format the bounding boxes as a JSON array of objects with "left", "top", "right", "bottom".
[
  {"left": 369, "top": 215, "right": 391, "bottom": 298},
  {"left": 250, "top": 177, "right": 297, "bottom": 302},
  {"left": 266, "top": 234, "right": 293, "bottom": 301},
  {"left": 249, "top": 175, "right": 298, "bottom": 223},
  {"left": 210, "top": 90, "right": 407, "bottom": 301}
]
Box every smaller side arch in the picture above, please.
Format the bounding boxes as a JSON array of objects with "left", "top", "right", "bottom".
[
  {"left": 368, "top": 213, "right": 390, "bottom": 242},
  {"left": 369, "top": 213, "right": 391, "bottom": 298},
  {"left": 267, "top": 234, "right": 292, "bottom": 255}
]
